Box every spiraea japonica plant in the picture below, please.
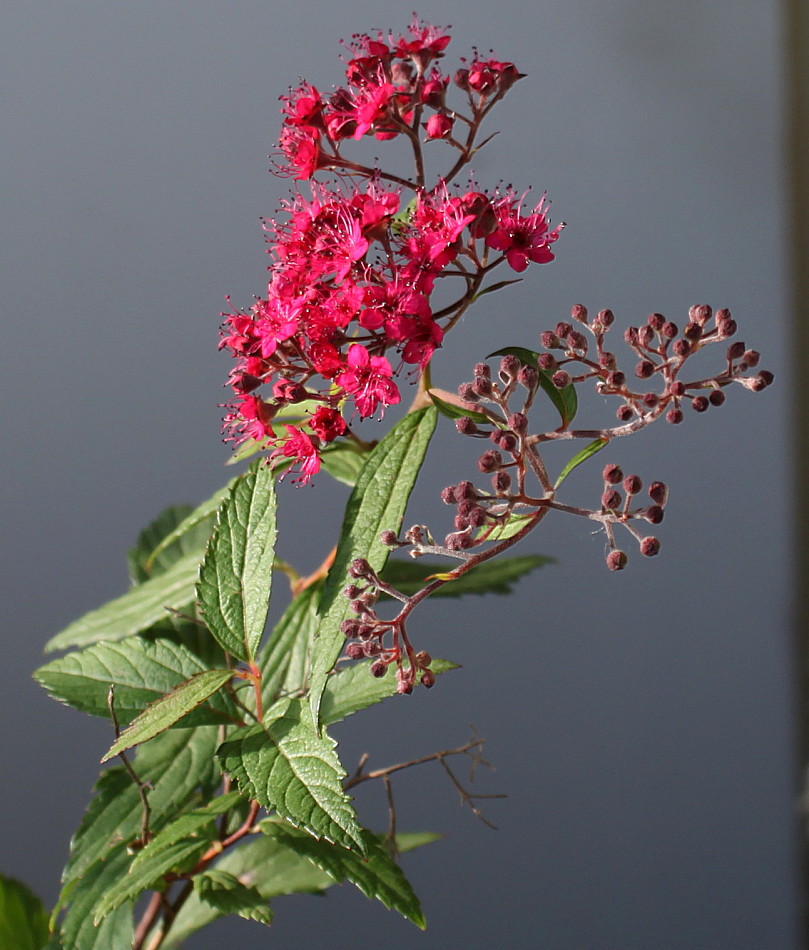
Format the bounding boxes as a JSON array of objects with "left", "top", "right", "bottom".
[{"left": 14, "top": 15, "right": 771, "bottom": 949}]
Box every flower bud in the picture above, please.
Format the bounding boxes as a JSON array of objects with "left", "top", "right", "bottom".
[
  {"left": 508, "top": 412, "right": 528, "bottom": 434},
  {"left": 691, "top": 395, "right": 709, "bottom": 412},
  {"left": 445, "top": 531, "right": 473, "bottom": 551},
  {"left": 672, "top": 339, "right": 690, "bottom": 357},
  {"left": 349, "top": 558, "right": 371, "bottom": 578},
  {"left": 499, "top": 354, "right": 521, "bottom": 381},
  {"left": 642, "top": 392, "right": 659, "bottom": 409},
  {"left": 518, "top": 365, "right": 539, "bottom": 389},
  {"left": 607, "top": 370, "right": 626, "bottom": 387},
  {"left": 666, "top": 408, "right": 684, "bottom": 424},
  {"left": 441, "top": 485, "right": 456, "bottom": 505},
  {"left": 455, "top": 416, "right": 478, "bottom": 435},
  {"left": 566, "top": 331, "right": 587, "bottom": 352},
  {"left": 617, "top": 405, "right": 633, "bottom": 421},
  {"left": 552, "top": 370, "right": 571, "bottom": 389},
  {"left": 537, "top": 352, "right": 557, "bottom": 370},
  {"left": 454, "top": 67, "right": 470, "bottom": 90},
  {"left": 472, "top": 377, "right": 493, "bottom": 397},
  {"left": 455, "top": 480, "right": 477, "bottom": 500},
  {"left": 363, "top": 641, "right": 382, "bottom": 657},
  {"left": 380, "top": 530, "right": 399, "bottom": 546},
  {"left": 742, "top": 349, "right": 760, "bottom": 368},
  {"left": 341, "top": 619, "right": 361, "bottom": 637},
  {"left": 474, "top": 362, "right": 491, "bottom": 379},
  {"left": 668, "top": 381, "right": 686, "bottom": 397},
  {"left": 727, "top": 341, "right": 746, "bottom": 361},
  {"left": 602, "top": 463, "right": 623, "bottom": 484},
  {"left": 370, "top": 660, "right": 387, "bottom": 678},
  {"left": 416, "top": 651, "right": 432, "bottom": 667},
  {"left": 598, "top": 308, "right": 615, "bottom": 327},
  {"left": 638, "top": 326, "right": 654, "bottom": 346},
  {"left": 684, "top": 322, "right": 702, "bottom": 341},
  {"left": 478, "top": 449, "right": 502, "bottom": 473},
  {"left": 541, "top": 331, "right": 560, "bottom": 349},
  {"left": 496, "top": 431, "right": 518, "bottom": 453},
  {"left": 640, "top": 537, "right": 661, "bottom": 557},
  {"left": 624, "top": 327, "right": 639, "bottom": 345},
  {"left": 644, "top": 505, "right": 665, "bottom": 524},
  {"left": 555, "top": 322, "right": 573, "bottom": 338},
  {"left": 648, "top": 481, "right": 668, "bottom": 505},
  {"left": 606, "top": 550, "right": 628, "bottom": 571},
  {"left": 346, "top": 643, "right": 365, "bottom": 659},
  {"left": 636, "top": 360, "right": 655, "bottom": 379},
  {"left": 343, "top": 585, "right": 361, "bottom": 600},
  {"left": 421, "top": 670, "right": 436, "bottom": 688},
  {"left": 492, "top": 470, "right": 512, "bottom": 493},
  {"left": 601, "top": 488, "right": 621, "bottom": 509},
  {"left": 690, "top": 304, "right": 712, "bottom": 325},
  {"left": 599, "top": 351, "right": 617, "bottom": 370},
  {"left": 457, "top": 382, "right": 480, "bottom": 403},
  {"left": 709, "top": 389, "right": 726, "bottom": 407},
  {"left": 571, "top": 303, "right": 588, "bottom": 323},
  {"left": 425, "top": 113, "right": 454, "bottom": 139},
  {"left": 623, "top": 474, "right": 642, "bottom": 496},
  {"left": 662, "top": 321, "right": 678, "bottom": 339},
  {"left": 647, "top": 312, "right": 665, "bottom": 331},
  {"left": 717, "top": 317, "right": 737, "bottom": 338}
]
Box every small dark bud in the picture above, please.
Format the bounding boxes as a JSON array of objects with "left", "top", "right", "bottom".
[
  {"left": 648, "top": 481, "right": 669, "bottom": 505},
  {"left": 727, "top": 341, "right": 746, "bottom": 361},
  {"left": 474, "top": 362, "right": 491, "bottom": 379},
  {"left": 380, "top": 530, "right": 399, "bottom": 546},
  {"left": 717, "top": 319, "right": 737, "bottom": 338},
  {"left": 555, "top": 321, "right": 573, "bottom": 338},
  {"left": 478, "top": 450, "right": 502, "bottom": 473},
  {"left": 349, "top": 558, "right": 371, "bottom": 578},
  {"left": 455, "top": 416, "right": 478, "bottom": 436},
  {"left": 349, "top": 599, "right": 368, "bottom": 615},
  {"left": 518, "top": 365, "right": 539, "bottom": 389},
  {"left": 638, "top": 326, "right": 654, "bottom": 346},
  {"left": 370, "top": 660, "right": 387, "bottom": 678},
  {"left": 416, "top": 650, "right": 432, "bottom": 667},
  {"left": 497, "top": 431, "right": 518, "bottom": 453},
  {"left": 421, "top": 670, "right": 436, "bottom": 688},
  {"left": 467, "top": 506, "right": 487, "bottom": 527},
  {"left": 457, "top": 498, "right": 478, "bottom": 517},
  {"left": 672, "top": 339, "right": 690, "bottom": 357},
  {"left": 455, "top": 480, "right": 476, "bottom": 501},
  {"left": 492, "top": 470, "right": 512, "bottom": 493},
  {"left": 642, "top": 392, "right": 659, "bottom": 409},
  {"left": 623, "top": 474, "right": 642, "bottom": 495},
  {"left": 541, "top": 331, "right": 560, "bottom": 349},
  {"left": 537, "top": 352, "right": 557, "bottom": 370},
  {"left": 566, "top": 331, "right": 588, "bottom": 351},
  {"left": 636, "top": 360, "right": 655, "bottom": 379},
  {"left": 472, "top": 377, "right": 493, "bottom": 397},
  {"left": 691, "top": 304, "right": 712, "bottom": 325},
  {"left": 666, "top": 408, "right": 684, "bottom": 424},
  {"left": 668, "top": 381, "right": 686, "bottom": 397},
  {"left": 758, "top": 370, "right": 774, "bottom": 386},
  {"left": 602, "top": 463, "right": 623, "bottom": 484},
  {"left": 606, "top": 550, "right": 628, "bottom": 571},
  {"left": 662, "top": 321, "right": 678, "bottom": 339},
  {"left": 571, "top": 303, "right": 588, "bottom": 322},
  {"left": 363, "top": 641, "right": 382, "bottom": 657},
  {"left": 640, "top": 536, "right": 661, "bottom": 557},
  {"left": 598, "top": 308, "right": 615, "bottom": 327},
  {"left": 454, "top": 513, "right": 470, "bottom": 530},
  {"left": 644, "top": 505, "right": 665, "bottom": 524},
  {"left": 552, "top": 370, "right": 571, "bottom": 389},
  {"left": 624, "top": 327, "right": 639, "bottom": 345},
  {"left": 340, "top": 619, "right": 361, "bottom": 637},
  {"left": 499, "top": 355, "right": 521, "bottom": 380},
  {"left": 617, "top": 405, "right": 634, "bottom": 421},
  {"left": 457, "top": 382, "right": 480, "bottom": 403},
  {"left": 749, "top": 372, "right": 772, "bottom": 392},
  {"left": 343, "top": 585, "right": 361, "bottom": 600},
  {"left": 346, "top": 643, "right": 365, "bottom": 659},
  {"left": 454, "top": 67, "right": 470, "bottom": 90},
  {"left": 607, "top": 370, "right": 626, "bottom": 387},
  {"left": 357, "top": 624, "right": 375, "bottom": 641},
  {"left": 640, "top": 536, "right": 660, "bottom": 557},
  {"left": 684, "top": 322, "right": 703, "bottom": 341},
  {"left": 445, "top": 531, "right": 473, "bottom": 551},
  {"left": 709, "top": 389, "right": 726, "bottom": 407},
  {"left": 508, "top": 412, "right": 528, "bottom": 434},
  {"left": 742, "top": 349, "right": 760, "bottom": 368},
  {"left": 599, "top": 351, "right": 617, "bottom": 370},
  {"left": 647, "top": 312, "right": 665, "bottom": 331},
  {"left": 691, "top": 395, "right": 709, "bottom": 412},
  {"left": 601, "top": 488, "right": 621, "bottom": 509},
  {"left": 440, "top": 485, "right": 456, "bottom": 505}
]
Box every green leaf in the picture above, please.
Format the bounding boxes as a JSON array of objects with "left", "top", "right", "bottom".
[
  {"left": 144, "top": 483, "right": 234, "bottom": 569},
  {"left": 488, "top": 345, "right": 578, "bottom": 427},
  {"left": 379, "top": 554, "right": 554, "bottom": 598},
  {"left": 45, "top": 551, "right": 202, "bottom": 653},
  {"left": 476, "top": 510, "right": 535, "bottom": 542},
  {"left": 101, "top": 669, "right": 234, "bottom": 762},
  {"left": 58, "top": 845, "right": 134, "bottom": 950},
  {"left": 35, "top": 638, "right": 237, "bottom": 726},
  {"left": 554, "top": 437, "right": 609, "bottom": 488},
  {"left": 319, "top": 440, "right": 371, "bottom": 487},
  {"left": 471, "top": 277, "right": 523, "bottom": 301},
  {"left": 309, "top": 407, "right": 437, "bottom": 727},
  {"left": 161, "top": 829, "right": 438, "bottom": 948},
  {"left": 427, "top": 389, "right": 496, "bottom": 426},
  {"left": 258, "top": 585, "right": 320, "bottom": 713},
  {"left": 319, "top": 657, "right": 458, "bottom": 725},
  {"left": 218, "top": 698, "right": 365, "bottom": 854},
  {"left": 128, "top": 502, "right": 217, "bottom": 583},
  {"left": 0, "top": 875, "right": 49, "bottom": 950},
  {"left": 262, "top": 822, "right": 426, "bottom": 928},
  {"left": 93, "top": 839, "right": 209, "bottom": 923},
  {"left": 131, "top": 792, "right": 244, "bottom": 863},
  {"left": 63, "top": 726, "right": 221, "bottom": 884},
  {"left": 193, "top": 870, "right": 273, "bottom": 925},
  {"left": 197, "top": 461, "right": 278, "bottom": 663}
]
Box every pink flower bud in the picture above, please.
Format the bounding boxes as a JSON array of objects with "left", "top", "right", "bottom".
[
  {"left": 606, "top": 550, "right": 628, "bottom": 571},
  {"left": 425, "top": 113, "right": 454, "bottom": 139}
]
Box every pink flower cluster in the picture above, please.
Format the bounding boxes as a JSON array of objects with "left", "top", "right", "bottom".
[{"left": 221, "top": 17, "right": 563, "bottom": 482}]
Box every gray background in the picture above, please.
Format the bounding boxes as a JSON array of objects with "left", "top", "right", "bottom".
[{"left": 1, "top": 1, "right": 796, "bottom": 948}]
